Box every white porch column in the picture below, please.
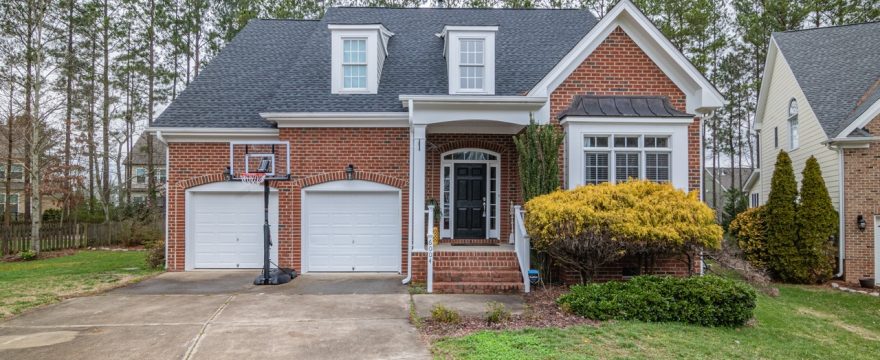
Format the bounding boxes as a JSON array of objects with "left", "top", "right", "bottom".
[{"left": 412, "top": 124, "right": 427, "bottom": 252}]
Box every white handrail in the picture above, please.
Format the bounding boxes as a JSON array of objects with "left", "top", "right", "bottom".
[
  {"left": 513, "top": 205, "right": 530, "bottom": 293},
  {"left": 426, "top": 205, "right": 435, "bottom": 293}
]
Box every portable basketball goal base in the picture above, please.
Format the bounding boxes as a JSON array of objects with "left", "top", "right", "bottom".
[{"left": 225, "top": 141, "right": 295, "bottom": 285}]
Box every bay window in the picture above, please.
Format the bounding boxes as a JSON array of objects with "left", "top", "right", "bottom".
[{"left": 583, "top": 134, "right": 671, "bottom": 185}]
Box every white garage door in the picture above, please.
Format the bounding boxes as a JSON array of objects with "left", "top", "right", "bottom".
[
  {"left": 189, "top": 189, "right": 278, "bottom": 269},
  {"left": 305, "top": 190, "right": 400, "bottom": 272}
]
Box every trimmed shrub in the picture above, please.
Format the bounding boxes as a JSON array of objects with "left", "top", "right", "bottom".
[
  {"left": 730, "top": 206, "right": 769, "bottom": 269},
  {"left": 431, "top": 305, "right": 461, "bottom": 324},
  {"left": 144, "top": 239, "right": 165, "bottom": 269},
  {"left": 526, "top": 180, "right": 722, "bottom": 283},
  {"left": 765, "top": 151, "right": 800, "bottom": 282},
  {"left": 485, "top": 301, "right": 511, "bottom": 324},
  {"left": 557, "top": 275, "right": 757, "bottom": 327},
  {"left": 18, "top": 250, "right": 37, "bottom": 261},
  {"left": 795, "top": 156, "right": 838, "bottom": 283}
]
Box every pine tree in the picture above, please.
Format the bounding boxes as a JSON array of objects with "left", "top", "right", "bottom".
[
  {"left": 765, "top": 150, "right": 799, "bottom": 282},
  {"left": 796, "top": 156, "right": 838, "bottom": 283}
]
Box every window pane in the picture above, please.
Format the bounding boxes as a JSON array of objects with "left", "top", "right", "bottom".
[
  {"left": 790, "top": 119, "right": 799, "bottom": 149},
  {"left": 645, "top": 152, "right": 670, "bottom": 182},
  {"left": 585, "top": 136, "right": 609, "bottom": 148},
  {"left": 645, "top": 136, "right": 669, "bottom": 148},
  {"left": 343, "top": 64, "right": 367, "bottom": 89},
  {"left": 460, "top": 39, "right": 484, "bottom": 65},
  {"left": 584, "top": 152, "right": 609, "bottom": 184},
  {"left": 613, "top": 136, "right": 639, "bottom": 148},
  {"left": 615, "top": 152, "right": 640, "bottom": 181},
  {"left": 460, "top": 65, "right": 484, "bottom": 90},
  {"left": 443, "top": 151, "right": 496, "bottom": 161}
]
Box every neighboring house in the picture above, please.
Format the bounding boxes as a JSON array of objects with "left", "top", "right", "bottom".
[
  {"left": 703, "top": 167, "right": 754, "bottom": 210},
  {"left": 124, "top": 133, "right": 167, "bottom": 206},
  {"left": 148, "top": 1, "right": 723, "bottom": 292},
  {"left": 0, "top": 124, "right": 62, "bottom": 221},
  {"left": 753, "top": 21, "right": 880, "bottom": 283}
]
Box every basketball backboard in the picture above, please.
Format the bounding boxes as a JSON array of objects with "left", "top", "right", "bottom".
[{"left": 229, "top": 141, "right": 291, "bottom": 181}]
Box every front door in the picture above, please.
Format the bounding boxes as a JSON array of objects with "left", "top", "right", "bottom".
[{"left": 454, "top": 164, "right": 486, "bottom": 238}]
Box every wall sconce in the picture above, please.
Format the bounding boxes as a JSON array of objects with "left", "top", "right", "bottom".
[
  {"left": 857, "top": 214, "right": 867, "bottom": 232},
  {"left": 345, "top": 164, "right": 355, "bottom": 180}
]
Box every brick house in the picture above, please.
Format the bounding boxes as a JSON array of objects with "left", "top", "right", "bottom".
[
  {"left": 751, "top": 22, "right": 880, "bottom": 283},
  {"left": 148, "top": 1, "right": 723, "bottom": 293}
]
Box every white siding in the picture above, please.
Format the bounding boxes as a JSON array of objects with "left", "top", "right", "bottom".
[{"left": 758, "top": 51, "right": 840, "bottom": 209}]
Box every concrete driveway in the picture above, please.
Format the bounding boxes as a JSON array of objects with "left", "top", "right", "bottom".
[{"left": 0, "top": 272, "right": 430, "bottom": 360}]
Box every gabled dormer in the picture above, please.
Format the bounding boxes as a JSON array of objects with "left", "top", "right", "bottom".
[
  {"left": 329, "top": 24, "right": 393, "bottom": 94},
  {"left": 438, "top": 26, "right": 497, "bottom": 95}
]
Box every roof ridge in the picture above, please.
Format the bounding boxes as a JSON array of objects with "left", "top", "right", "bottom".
[
  {"left": 252, "top": 18, "right": 321, "bottom": 22},
  {"left": 774, "top": 20, "right": 880, "bottom": 36},
  {"left": 332, "top": 6, "right": 586, "bottom": 11}
]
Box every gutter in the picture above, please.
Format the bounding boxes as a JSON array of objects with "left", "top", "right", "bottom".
[
  {"left": 155, "top": 130, "right": 170, "bottom": 270},
  {"left": 835, "top": 147, "right": 846, "bottom": 278}
]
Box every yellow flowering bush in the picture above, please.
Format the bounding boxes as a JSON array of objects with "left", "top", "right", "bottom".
[{"left": 525, "top": 180, "right": 722, "bottom": 282}]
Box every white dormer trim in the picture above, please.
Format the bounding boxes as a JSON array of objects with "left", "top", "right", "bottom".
[
  {"left": 437, "top": 26, "right": 498, "bottom": 95},
  {"left": 527, "top": 0, "right": 724, "bottom": 118},
  {"left": 329, "top": 24, "right": 394, "bottom": 95}
]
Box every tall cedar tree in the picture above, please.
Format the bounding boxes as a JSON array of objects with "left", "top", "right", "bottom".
[
  {"left": 796, "top": 156, "right": 838, "bottom": 283},
  {"left": 765, "top": 151, "right": 799, "bottom": 282},
  {"left": 513, "top": 116, "right": 564, "bottom": 202}
]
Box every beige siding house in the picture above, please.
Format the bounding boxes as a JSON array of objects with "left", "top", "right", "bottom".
[{"left": 751, "top": 22, "right": 880, "bottom": 283}]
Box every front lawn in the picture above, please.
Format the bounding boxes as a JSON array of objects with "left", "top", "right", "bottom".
[
  {"left": 433, "top": 285, "right": 880, "bottom": 359},
  {"left": 0, "top": 250, "right": 161, "bottom": 318}
]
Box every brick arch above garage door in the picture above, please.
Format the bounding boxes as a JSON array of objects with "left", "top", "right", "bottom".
[{"left": 294, "top": 171, "right": 407, "bottom": 189}]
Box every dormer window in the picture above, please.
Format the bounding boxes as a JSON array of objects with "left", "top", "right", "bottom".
[
  {"left": 329, "top": 24, "right": 393, "bottom": 94},
  {"left": 439, "top": 26, "right": 497, "bottom": 95},
  {"left": 343, "top": 39, "right": 367, "bottom": 90}
]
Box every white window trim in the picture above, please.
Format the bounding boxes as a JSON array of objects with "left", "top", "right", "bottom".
[
  {"left": 440, "top": 27, "right": 496, "bottom": 95},
  {"left": 439, "top": 148, "right": 501, "bottom": 240},
  {"left": 341, "top": 38, "right": 368, "bottom": 91}
]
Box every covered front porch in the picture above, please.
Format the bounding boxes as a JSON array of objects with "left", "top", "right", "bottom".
[{"left": 403, "top": 95, "right": 543, "bottom": 293}]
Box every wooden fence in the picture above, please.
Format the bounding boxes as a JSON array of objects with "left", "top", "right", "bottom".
[{"left": 1, "top": 221, "right": 162, "bottom": 255}]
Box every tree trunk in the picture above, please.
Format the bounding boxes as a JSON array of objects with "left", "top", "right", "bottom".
[
  {"left": 3, "top": 81, "right": 14, "bottom": 255},
  {"left": 63, "top": 0, "right": 74, "bottom": 222},
  {"left": 147, "top": 0, "right": 156, "bottom": 208},
  {"left": 88, "top": 34, "right": 97, "bottom": 213},
  {"left": 101, "top": 0, "right": 111, "bottom": 222}
]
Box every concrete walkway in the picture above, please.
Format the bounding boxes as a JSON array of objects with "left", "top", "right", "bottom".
[{"left": 0, "top": 272, "right": 430, "bottom": 360}]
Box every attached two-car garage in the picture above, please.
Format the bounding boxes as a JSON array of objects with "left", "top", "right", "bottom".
[{"left": 184, "top": 180, "right": 401, "bottom": 273}]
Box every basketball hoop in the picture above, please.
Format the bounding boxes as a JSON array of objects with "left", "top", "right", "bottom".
[{"left": 240, "top": 172, "right": 266, "bottom": 185}]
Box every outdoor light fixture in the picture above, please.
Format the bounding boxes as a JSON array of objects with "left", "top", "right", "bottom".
[
  {"left": 223, "top": 166, "right": 232, "bottom": 181},
  {"left": 857, "top": 215, "right": 867, "bottom": 232},
  {"left": 346, "top": 164, "right": 355, "bottom": 180}
]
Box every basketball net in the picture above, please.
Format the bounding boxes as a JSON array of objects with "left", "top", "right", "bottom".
[{"left": 240, "top": 172, "right": 266, "bottom": 185}]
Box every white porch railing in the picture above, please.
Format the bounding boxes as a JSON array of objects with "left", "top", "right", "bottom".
[
  {"left": 426, "top": 205, "right": 435, "bottom": 293},
  {"left": 513, "top": 205, "right": 531, "bottom": 293}
]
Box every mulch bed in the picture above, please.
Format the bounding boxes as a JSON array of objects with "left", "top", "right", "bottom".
[{"left": 418, "top": 286, "right": 597, "bottom": 341}]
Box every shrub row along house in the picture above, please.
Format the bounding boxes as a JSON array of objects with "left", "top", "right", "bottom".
[
  {"left": 749, "top": 21, "right": 880, "bottom": 283},
  {"left": 148, "top": 1, "right": 723, "bottom": 293}
]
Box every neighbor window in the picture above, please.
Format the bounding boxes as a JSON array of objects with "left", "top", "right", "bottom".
[
  {"left": 0, "top": 193, "right": 18, "bottom": 215},
  {"left": 459, "top": 39, "right": 485, "bottom": 90},
  {"left": 135, "top": 168, "right": 146, "bottom": 184},
  {"left": 132, "top": 195, "right": 145, "bottom": 205},
  {"left": 583, "top": 134, "right": 671, "bottom": 185},
  {"left": 156, "top": 169, "right": 166, "bottom": 183},
  {"left": 342, "top": 39, "right": 367, "bottom": 90},
  {"left": 788, "top": 99, "right": 799, "bottom": 149}
]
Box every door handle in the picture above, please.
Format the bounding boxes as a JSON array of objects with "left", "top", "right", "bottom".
[{"left": 481, "top": 197, "right": 486, "bottom": 217}]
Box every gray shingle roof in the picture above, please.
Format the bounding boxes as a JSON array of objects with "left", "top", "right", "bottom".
[
  {"left": 153, "top": 8, "right": 598, "bottom": 128},
  {"left": 557, "top": 95, "right": 691, "bottom": 119},
  {"left": 773, "top": 22, "right": 880, "bottom": 138},
  {"left": 125, "top": 134, "right": 166, "bottom": 166}
]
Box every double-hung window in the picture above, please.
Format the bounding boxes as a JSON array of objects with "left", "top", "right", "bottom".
[
  {"left": 0, "top": 194, "right": 18, "bottom": 215},
  {"left": 342, "top": 39, "right": 367, "bottom": 90},
  {"left": 7, "top": 164, "right": 24, "bottom": 181},
  {"left": 583, "top": 134, "right": 672, "bottom": 185},
  {"left": 459, "top": 39, "right": 485, "bottom": 90},
  {"left": 135, "top": 168, "right": 146, "bottom": 184}
]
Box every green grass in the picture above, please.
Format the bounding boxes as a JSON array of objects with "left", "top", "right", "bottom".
[
  {"left": 432, "top": 285, "right": 880, "bottom": 359},
  {"left": 0, "top": 250, "right": 161, "bottom": 318}
]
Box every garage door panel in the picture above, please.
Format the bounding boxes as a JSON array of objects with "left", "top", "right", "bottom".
[
  {"left": 305, "top": 191, "right": 400, "bottom": 272},
  {"left": 190, "top": 191, "right": 278, "bottom": 269}
]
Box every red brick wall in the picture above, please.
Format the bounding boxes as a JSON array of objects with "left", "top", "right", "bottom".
[
  {"left": 548, "top": 26, "right": 701, "bottom": 192},
  {"left": 165, "top": 128, "right": 410, "bottom": 272},
  {"left": 842, "top": 114, "right": 880, "bottom": 282},
  {"left": 425, "top": 134, "right": 520, "bottom": 240}
]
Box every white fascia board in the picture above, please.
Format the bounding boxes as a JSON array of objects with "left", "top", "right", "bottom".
[
  {"left": 527, "top": 0, "right": 724, "bottom": 114},
  {"left": 560, "top": 116, "right": 695, "bottom": 125},
  {"left": 835, "top": 98, "right": 880, "bottom": 138},
  {"left": 146, "top": 127, "right": 279, "bottom": 143},
  {"left": 261, "top": 112, "right": 409, "bottom": 128},
  {"left": 399, "top": 95, "right": 546, "bottom": 107},
  {"left": 754, "top": 38, "right": 780, "bottom": 127}
]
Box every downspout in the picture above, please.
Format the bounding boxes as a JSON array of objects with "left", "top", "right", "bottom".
[
  {"left": 698, "top": 113, "right": 707, "bottom": 275},
  {"left": 835, "top": 146, "right": 845, "bottom": 278},
  {"left": 155, "top": 130, "right": 169, "bottom": 270},
  {"left": 402, "top": 99, "right": 415, "bottom": 285}
]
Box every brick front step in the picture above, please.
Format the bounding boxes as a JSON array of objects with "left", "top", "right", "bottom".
[
  {"left": 438, "top": 238, "right": 506, "bottom": 245},
  {"left": 432, "top": 281, "right": 524, "bottom": 294},
  {"left": 434, "top": 270, "right": 523, "bottom": 283}
]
